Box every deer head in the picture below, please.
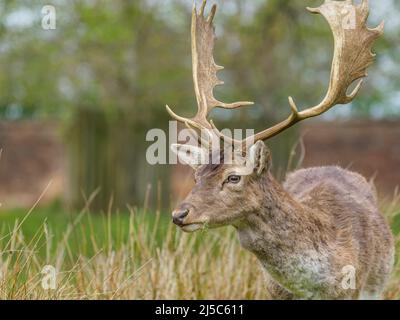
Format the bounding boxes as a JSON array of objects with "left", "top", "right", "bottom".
[{"left": 167, "top": 0, "right": 383, "bottom": 232}]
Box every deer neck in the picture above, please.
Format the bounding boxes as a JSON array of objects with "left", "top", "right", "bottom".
[{"left": 235, "top": 172, "right": 330, "bottom": 287}]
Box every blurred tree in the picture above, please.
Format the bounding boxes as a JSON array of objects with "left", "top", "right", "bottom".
[{"left": 0, "top": 0, "right": 193, "bottom": 211}]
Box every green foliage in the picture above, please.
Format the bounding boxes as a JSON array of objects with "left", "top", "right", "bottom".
[
  {"left": 0, "top": 206, "right": 170, "bottom": 257},
  {"left": 1, "top": 0, "right": 398, "bottom": 120},
  {"left": 393, "top": 212, "right": 400, "bottom": 236}
]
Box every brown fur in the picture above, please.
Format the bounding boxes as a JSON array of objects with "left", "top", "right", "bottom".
[{"left": 172, "top": 142, "right": 395, "bottom": 299}]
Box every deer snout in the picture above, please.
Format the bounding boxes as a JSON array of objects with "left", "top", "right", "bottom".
[{"left": 172, "top": 208, "right": 190, "bottom": 226}]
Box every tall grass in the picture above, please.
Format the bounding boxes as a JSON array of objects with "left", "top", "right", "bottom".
[
  {"left": 0, "top": 206, "right": 266, "bottom": 299},
  {"left": 0, "top": 197, "right": 398, "bottom": 300},
  {"left": 380, "top": 191, "right": 400, "bottom": 299}
]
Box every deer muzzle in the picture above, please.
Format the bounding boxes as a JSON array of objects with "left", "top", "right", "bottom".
[
  {"left": 172, "top": 208, "right": 189, "bottom": 226},
  {"left": 172, "top": 204, "right": 205, "bottom": 232}
]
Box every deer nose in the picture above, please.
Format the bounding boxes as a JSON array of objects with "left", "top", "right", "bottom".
[{"left": 172, "top": 209, "right": 190, "bottom": 226}]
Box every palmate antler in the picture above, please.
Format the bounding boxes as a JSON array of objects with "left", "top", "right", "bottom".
[
  {"left": 166, "top": 0, "right": 253, "bottom": 131},
  {"left": 166, "top": 0, "right": 384, "bottom": 147}
]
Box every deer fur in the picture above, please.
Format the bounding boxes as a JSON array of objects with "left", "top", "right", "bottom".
[{"left": 171, "top": 142, "right": 395, "bottom": 300}]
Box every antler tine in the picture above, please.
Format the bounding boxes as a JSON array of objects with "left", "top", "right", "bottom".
[
  {"left": 241, "top": 0, "right": 383, "bottom": 144},
  {"left": 207, "top": 2, "right": 217, "bottom": 23},
  {"left": 199, "top": 0, "right": 207, "bottom": 16},
  {"left": 166, "top": 0, "right": 254, "bottom": 136}
]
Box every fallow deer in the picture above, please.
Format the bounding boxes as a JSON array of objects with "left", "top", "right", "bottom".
[{"left": 166, "top": 0, "right": 394, "bottom": 299}]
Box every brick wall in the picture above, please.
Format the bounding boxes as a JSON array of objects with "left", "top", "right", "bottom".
[
  {"left": 300, "top": 120, "right": 400, "bottom": 195},
  {"left": 0, "top": 120, "right": 398, "bottom": 209},
  {"left": 0, "top": 121, "right": 65, "bottom": 208},
  {"left": 172, "top": 120, "right": 400, "bottom": 201}
]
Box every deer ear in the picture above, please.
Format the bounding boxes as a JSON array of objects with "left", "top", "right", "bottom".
[
  {"left": 248, "top": 141, "right": 271, "bottom": 175},
  {"left": 171, "top": 144, "right": 208, "bottom": 170}
]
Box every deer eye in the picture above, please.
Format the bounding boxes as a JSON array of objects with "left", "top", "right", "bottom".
[{"left": 226, "top": 175, "right": 241, "bottom": 184}]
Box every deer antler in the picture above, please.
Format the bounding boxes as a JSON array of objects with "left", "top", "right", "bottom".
[
  {"left": 166, "top": 0, "right": 253, "bottom": 131},
  {"left": 167, "top": 0, "right": 383, "bottom": 147},
  {"left": 237, "top": 0, "right": 383, "bottom": 144}
]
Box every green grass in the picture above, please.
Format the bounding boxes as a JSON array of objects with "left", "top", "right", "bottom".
[
  {"left": 392, "top": 213, "right": 400, "bottom": 237},
  {"left": 0, "top": 205, "right": 170, "bottom": 259},
  {"left": 0, "top": 200, "right": 398, "bottom": 300},
  {"left": 0, "top": 204, "right": 267, "bottom": 299}
]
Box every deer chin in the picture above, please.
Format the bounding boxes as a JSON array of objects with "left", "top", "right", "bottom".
[{"left": 181, "top": 223, "right": 204, "bottom": 233}]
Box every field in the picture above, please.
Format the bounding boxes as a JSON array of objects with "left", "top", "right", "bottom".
[{"left": 0, "top": 195, "right": 399, "bottom": 300}]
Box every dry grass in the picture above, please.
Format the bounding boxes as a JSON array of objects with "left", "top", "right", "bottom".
[
  {"left": 379, "top": 191, "right": 400, "bottom": 300},
  {"left": 0, "top": 197, "right": 398, "bottom": 300},
  {"left": 0, "top": 209, "right": 266, "bottom": 299}
]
